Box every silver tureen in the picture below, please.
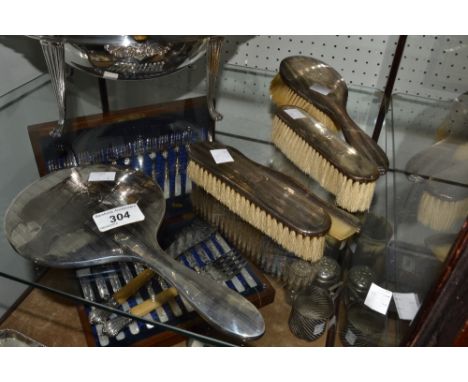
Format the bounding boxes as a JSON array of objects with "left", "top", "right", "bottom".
[{"left": 32, "top": 35, "right": 224, "bottom": 137}]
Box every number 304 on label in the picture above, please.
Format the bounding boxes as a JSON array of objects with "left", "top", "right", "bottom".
[{"left": 92, "top": 204, "right": 145, "bottom": 232}]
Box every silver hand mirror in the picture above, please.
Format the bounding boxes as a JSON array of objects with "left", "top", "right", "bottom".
[{"left": 4, "top": 164, "right": 265, "bottom": 340}]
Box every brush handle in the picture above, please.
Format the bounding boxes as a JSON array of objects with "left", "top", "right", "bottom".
[
  {"left": 109, "top": 219, "right": 216, "bottom": 305},
  {"left": 126, "top": 239, "right": 265, "bottom": 340},
  {"left": 88, "top": 219, "right": 216, "bottom": 324},
  {"left": 337, "top": 111, "right": 389, "bottom": 174}
]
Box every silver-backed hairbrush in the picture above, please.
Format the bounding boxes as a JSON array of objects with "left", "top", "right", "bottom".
[
  {"left": 191, "top": 185, "right": 319, "bottom": 289},
  {"left": 187, "top": 141, "right": 331, "bottom": 262},
  {"left": 267, "top": 147, "right": 362, "bottom": 240},
  {"left": 417, "top": 162, "right": 468, "bottom": 232},
  {"left": 270, "top": 55, "right": 389, "bottom": 174},
  {"left": 272, "top": 106, "right": 380, "bottom": 212}
]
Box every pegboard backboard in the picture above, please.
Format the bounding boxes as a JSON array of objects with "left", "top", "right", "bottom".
[
  {"left": 221, "top": 35, "right": 399, "bottom": 90},
  {"left": 393, "top": 35, "right": 468, "bottom": 101},
  {"left": 221, "top": 35, "right": 468, "bottom": 102}
]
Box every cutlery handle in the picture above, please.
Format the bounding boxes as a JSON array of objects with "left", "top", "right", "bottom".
[
  {"left": 110, "top": 219, "right": 215, "bottom": 305},
  {"left": 129, "top": 241, "right": 265, "bottom": 340},
  {"left": 102, "top": 288, "right": 179, "bottom": 338},
  {"left": 129, "top": 287, "right": 178, "bottom": 317},
  {"left": 339, "top": 111, "right": 389, "bottom": 174},
  {"left": 165, "top": 219, "right": 216, "bottom": 258},
  {"left": 112, "top": 268, "right": 155, "bottom": 304},
  {"left": 89, "top": 299, "right": 119, "bottom": 325},
  {"left": 102, "top": 316, "right": 133, "bottom": 338}
]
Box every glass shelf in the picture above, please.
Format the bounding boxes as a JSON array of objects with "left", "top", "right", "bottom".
[{"left": 0, "top": 63, "right": 464, "bottom": 347}]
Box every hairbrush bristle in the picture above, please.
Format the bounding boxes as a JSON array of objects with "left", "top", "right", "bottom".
[
  {"left": 270, "top": 74, "right": 338, "bottom": 133},
  {"left": 417, "top": 191, "right": 468, "bottom": 232},
  {"left": 272, "top": 116, "right": 375, "bottom": 212},
  {"left": 191, "top": 186, "right": 273, "bottom": 265},
  {"left": 188, "top": 161, "right": 325, "bottom": 261},
  {"left": 269, "top": 150, "right": 361, "bottom": 241},
  {"left": 191, "top": 186, "right": 319, "bottom": 285}
]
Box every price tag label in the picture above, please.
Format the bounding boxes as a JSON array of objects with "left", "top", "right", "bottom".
[
  {"left": 92, "top": 204, "right": 145, "bottom": 232},
  {"left": 401, "top": 255, "right": 416, "bottom": 272},
  {"left": 345, "top": 329, "right": 357, "bottom": 345},
  {"left": 210, "top": 149, "right": 234, "bottom": 164},
  {"left": 313, "top": 322, "right": 325, "bottom": 336},
  {"left": 284, "top": 108, "right": 307, "bottom": 120},
  {"left": 88, "top": 172, "right": 116, "bottom": 182},
  {"left": 309, "top": 84, "right": 332, "bottom": 96},
  {"left": 103, "top": 71, "right": 119, "bottom": 80},
  {"left": 393, "top": 292, "right": 421, "bottom": 321},
  {"left": 364, "top": 283, "right": 393, "bottom": 315}
]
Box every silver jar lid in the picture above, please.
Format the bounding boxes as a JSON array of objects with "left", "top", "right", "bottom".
[
  {"left": 283, "top": 258, "right": 319, "bottom": 291},
  {"left": 315, "top": 257, "right": 341, "bottom": 287},
  {"left": 349, "top": 265, "right": 376, "bottom": 295}
]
